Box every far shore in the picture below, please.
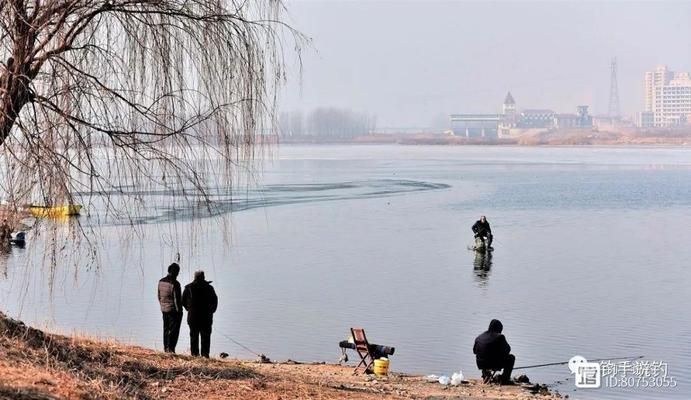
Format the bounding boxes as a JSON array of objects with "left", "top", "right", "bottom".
[{"left": 279, "top": 129, "right": 691, "bottom": 147}]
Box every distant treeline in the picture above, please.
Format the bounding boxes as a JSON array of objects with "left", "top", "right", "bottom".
[{"left": 279, "top": 108, "right": 376, "bottom": 138}]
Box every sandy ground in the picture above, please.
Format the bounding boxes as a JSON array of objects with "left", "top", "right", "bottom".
[{"left": 0, "top": 312, "right": 563, "bottom": 400}]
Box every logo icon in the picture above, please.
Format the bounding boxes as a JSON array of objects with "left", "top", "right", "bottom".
[{"left": 569, "top": 355, "right": 601, "bottom": 388}]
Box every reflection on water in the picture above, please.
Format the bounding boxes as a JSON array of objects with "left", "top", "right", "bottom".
[
  {"left": 0, "top": 249, "right": 9, "bottom": 279},
  {"left": 0, "top": 239, "right": 28, "bottom": 277},
  {"left": 473, "top": 250, "right": 493, "bottom": 286}
]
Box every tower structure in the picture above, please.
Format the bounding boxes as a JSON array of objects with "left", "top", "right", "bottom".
[
  {"left": 501, "top": 91, "right": 517, "bottom": 131},
  {"left": 502, "top": 91, "right": 516, "bottom": 115}
]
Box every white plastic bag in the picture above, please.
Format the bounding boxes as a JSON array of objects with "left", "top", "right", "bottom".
[
  {"left": 425, "top": 374, "right": 440, "bottom": 382},
  {"left": 450, "top": 371, "right": 464, "bottom": 386},
  {"left": 438, "top": 375, "right": 451, "bottom": 385}
]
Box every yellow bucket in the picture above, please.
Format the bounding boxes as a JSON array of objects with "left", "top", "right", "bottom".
[{"left": 373, "top": 358, "right": 390, "bottom": 376}]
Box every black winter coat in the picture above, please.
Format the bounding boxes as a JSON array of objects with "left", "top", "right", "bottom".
[
  {"left": 472, "top": 220, "right": 492, "bottom": 236},
  {"left": 473, "top": 321, "right": 511, "bottom": 369},
  {"left": 182, "top": 280, "right": 218, "bottom": 325}
]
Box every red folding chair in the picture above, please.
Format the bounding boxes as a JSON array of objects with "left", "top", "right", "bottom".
[{"left": 351, "top": 327, "right": 375, "bottom": 374}]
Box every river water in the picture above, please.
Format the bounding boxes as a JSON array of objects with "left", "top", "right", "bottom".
[{"left": 1, "top": 145, "right": 690, "bottom": 399}]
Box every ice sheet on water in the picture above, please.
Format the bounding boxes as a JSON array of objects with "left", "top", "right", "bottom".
[{"left": 79, "top": 179, "right": 450, "bottom": 226}]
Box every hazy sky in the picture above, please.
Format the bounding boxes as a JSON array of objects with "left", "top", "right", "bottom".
[{"left": 280, "top": 1, "right": 691, "bottom": 127}]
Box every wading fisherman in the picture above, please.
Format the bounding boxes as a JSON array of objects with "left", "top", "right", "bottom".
[
  {"left": 473, "top": 319, "right": 515, "bottom": 384},
  {"left": 182, "top": 270, "right": 218, "bottom": 358},
  {"left": 158, "top": 263, "right": 183, "bottom": 353},
  {"left": 471, "top": 215, "right": 493, "bottom": 249}
]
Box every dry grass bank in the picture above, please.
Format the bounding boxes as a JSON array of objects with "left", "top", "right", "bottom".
[{"left": 0, "top": 312, "right": 561, "bottom": 399}]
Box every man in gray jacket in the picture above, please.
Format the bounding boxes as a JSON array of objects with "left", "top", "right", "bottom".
[{"left": 158, "top": 263, "right": 182, "bottom": 353}]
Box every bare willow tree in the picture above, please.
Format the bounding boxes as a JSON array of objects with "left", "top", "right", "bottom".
[{"left": 0, "top": 0, "right": 300, "bottom": 236}]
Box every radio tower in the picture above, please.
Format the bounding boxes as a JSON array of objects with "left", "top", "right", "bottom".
[{"left": 608, "top": 57, "right": 620, "bottom": 119}]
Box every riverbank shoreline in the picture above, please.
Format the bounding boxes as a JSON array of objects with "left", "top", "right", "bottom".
[
  {"left": 0, "top": 312, "right": 562, "bottom": 399},
  {"left": 280, "top": 129, "right": 691, "bottom": 146}
]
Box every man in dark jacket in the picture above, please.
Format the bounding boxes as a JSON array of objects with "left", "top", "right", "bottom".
[
  {"left": 158, "top": 263, "right": 182, "bottom": 353},
  {"left": 182, "top": 270, "right": 218, "bottom": 357},
  {"left": 471, "top": 216, "right": 493, "bottom": 248},
  {"left": 473, "top": 319, "right": 515, "bottom": 384}
]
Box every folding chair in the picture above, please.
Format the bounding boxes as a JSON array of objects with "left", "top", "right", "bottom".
[{"left": 351, "top": 327, "right": 375, "bottom": 374}]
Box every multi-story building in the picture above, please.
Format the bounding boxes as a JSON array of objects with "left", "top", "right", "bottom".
[{"left": 644, "top": 65, "right": 691, "bottom": 127}]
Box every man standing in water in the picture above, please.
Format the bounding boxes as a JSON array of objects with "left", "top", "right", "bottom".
[
  {"left": 473, "top": 319, "right": 515, "bottom": 384},
  {"left": 158, "top": 263, "right": 183, "bottom": 353},
  {"left": 182, "top": 270, "right": 218, "bottom": 358},
  {"left": 472, "top": 215, "right": 493, "bottom": 249}
]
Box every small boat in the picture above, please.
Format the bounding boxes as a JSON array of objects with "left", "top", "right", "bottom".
[{"left": 28, "top": 204, "right": 82, "bottom": 218}]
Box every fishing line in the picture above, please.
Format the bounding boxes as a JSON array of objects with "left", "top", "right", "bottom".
[
  {"left": 514, "top": 355, "right": 644, "bottom": 370},
  {"left": 221, "top": 333, "right": 263, "bottom": 358}
]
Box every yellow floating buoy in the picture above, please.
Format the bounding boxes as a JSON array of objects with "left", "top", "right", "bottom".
[{"left": 373, "top": 358, "right": 389, "bottom": 377}]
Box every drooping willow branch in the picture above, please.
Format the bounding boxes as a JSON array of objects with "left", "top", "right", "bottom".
[{"left": 0, "top": 0, "right": 302, "bottom": 227}]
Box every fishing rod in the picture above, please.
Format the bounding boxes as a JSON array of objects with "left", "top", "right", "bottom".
[
  {"left": 514, "top": 355, "right": 644, "bottom": 370},
  {"left": 221, "top": 333, "right": 263, "bottom": 358}
]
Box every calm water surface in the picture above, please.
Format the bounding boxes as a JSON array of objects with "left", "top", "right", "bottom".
[{"left": 1, "top": 145, "right": 690, "bottom": 400}]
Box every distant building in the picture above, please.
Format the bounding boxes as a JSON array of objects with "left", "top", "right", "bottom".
[
  {"left": 552, "top": 106, "right": 592, "bottom": 129},
  {"left": 450, "top": 92, "right": 592, "bottom": 137},
  {"left": 644, "top": 65, "right": 691, "bottom": 127},
  {"left": 502, "top": 92, "right": 514, "bottom": 112},
  {"left": 499, "top": 92, "right": 518, "bottom": 135},
  {"left": 519, "top": 109, "right": 555, "bottom": 128},
  {"left": 576, "top": 105, "right": 593, "bottom": 128},
  {"left": 450, "top": 114, "right": 502, "bottom": 138},
  {"left": 553, "top": 113, "right": 579, "bottom": 129},
  {"left": 635, "top": 111, "right": 654, "bottom": 128}
]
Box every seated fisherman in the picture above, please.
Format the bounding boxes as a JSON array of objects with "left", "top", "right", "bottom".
[
  {"left": 471, "top": 215, "right": 493, "bottom": 248},
  {"left": 473, "top": 319, "right": 515, "bottom": 384}
]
